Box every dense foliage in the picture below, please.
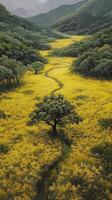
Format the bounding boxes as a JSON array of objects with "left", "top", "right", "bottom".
[
  {"left": 29, "top": 95, "right": 81, "bottom": 136},
  {"left": 52, "top": 26, "right": 112, "bottom": 79},
  {"left": 0, "top": 4, "right": 71, "bottom": 92},
  {"left": 0, "top": 29, "right": 47, "bottom": 90},
  {"left": 0, "top": 32, "right": 47, "bottom": 65},
  {"left": 0, "top": 4, "right": 50, "bottom": 91},
  {"left": 0, "top": 56, "right": 26, "bottom": 90},
  {"left": 53, "top": 0, "right": 112, "bottom": 34}
]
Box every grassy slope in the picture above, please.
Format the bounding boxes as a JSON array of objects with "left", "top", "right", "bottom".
[
  {"left": 0, "top": 36, "right": 112, "bottom": 199},
  {"left": 53, "top": 0, "right": 112, "bottom": 34}
]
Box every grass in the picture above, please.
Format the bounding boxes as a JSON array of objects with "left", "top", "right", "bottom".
[{"left": 0, "top": 35, "right": 112, "bottom": 200}]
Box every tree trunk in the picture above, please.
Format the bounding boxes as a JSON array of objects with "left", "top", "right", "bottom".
[{"left": 52, "top": 123, "right": 58, "bottom": 137}]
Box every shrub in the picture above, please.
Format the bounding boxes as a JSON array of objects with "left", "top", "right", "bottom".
[
  {"left": 99, "top": 118, "right": 112, "bottom": 129},
  {"left": 0, "top": 109, "right": 7, "bottom": 119},
  {"left": 92, "top": 143, "right": 112, "bottom": 175},
  {"left": 32, "top": 62, "right": 44, "bottom": 74},
  {"left": 0, "top": 144, "right": 8, "bottom": 154}
]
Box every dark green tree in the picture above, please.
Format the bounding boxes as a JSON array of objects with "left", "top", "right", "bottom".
[{"left": 29, "top": 95, "right": 81, "bottom": 137}]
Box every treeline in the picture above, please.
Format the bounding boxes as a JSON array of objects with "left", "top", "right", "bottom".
[
  {"left": 0, "top": 56, "right": 26, "bottom": 90},
  {"left": 0, "top": 29, "right": 47, "bottom": 90},
  {"left": 0, "top": 31, "right": 48, "bottom": 65},
  {"left": 52, "top": 26, "right": 112, "bottom": 79},
  {"left": 0, "top": 4, "right": 50, "bottom": 91}
]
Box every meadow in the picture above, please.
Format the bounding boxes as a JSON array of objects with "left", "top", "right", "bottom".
[{"left": 0, "top": 36, "right": 112, "bottom": 200}]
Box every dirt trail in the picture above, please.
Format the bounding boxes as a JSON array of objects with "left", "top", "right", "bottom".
[
  {"left": 37, "top": 51, "right": 72, "bottom": 200},
  {"left": 44, "top": 67, "right": 66, "bottom": 94}
]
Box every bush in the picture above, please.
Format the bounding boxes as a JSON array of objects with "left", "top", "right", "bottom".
[
  {"left": 32, "top": 62, "right": 45, "bottom": 74},
  {"left": 92, "top": 142, "right": 112, "bottom": 175},
  {"left": 0, "top": 109, "right": 7, "bottom": 119},
  {"left": 0, "top": 144, "right": 8, "bottom": 154},
  {"left": 99, "top": 118, "right": 112, "bottom": 129}
]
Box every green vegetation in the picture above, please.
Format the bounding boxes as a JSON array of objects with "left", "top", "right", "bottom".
[
  {"left": 0, "top": 56, "right": 26, "bottom": 90},
  {"left": 0, "top": 32, "right": 47, "bottom": 65},
  {"left": 53, "top": 0, "right": 112, "bottom": 34},
  {"left": 28, "top": 1, "right": 84, "bottom": 27},
  {"left": 0, "top": 4, "right": 65, "bottom": 41},
  {"left": 0, "top": 2, "right": 112, "bottom": 200},
  {"left": 52, "top": 26, "right": 112, "bottom": 79},
  {"left": 92, "top": 142, "right": 112, "bottom": 175},
  {"left": 99, "top": 118, "right": 112, "bottom": 130},
  {"left": 29, "top": 95, "right": 81, "bottom": 137},
  {"left": 0, "top": 34, "right": 112, "bottom": 200},
  {"left": 32, "top": 62, "right": 45, "bottom": 74},
  {"left": 0, "top": 4, "right": 38, "bottom": 31},
  {"left": 0, "top": 4, "right": 50, "bottom": 91}
]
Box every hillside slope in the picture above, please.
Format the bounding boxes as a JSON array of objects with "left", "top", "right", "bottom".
[
  {"left": 53, "top": 0, "right": 112, "bottom": 34},
  {"left": 0, "top": 0, "right": 83, "bottom": 17},
  {"left": 0, "top": 4, "right": 66, "bottom": 40},
  {"left": 0, "top": 4, "right": 38, "bottom": 31},
  {"left": 28, "top": 1, "right": 84, "bottom": 27},
  {"left": 51, "top": 26, "right": 112, "bottom": 79}
]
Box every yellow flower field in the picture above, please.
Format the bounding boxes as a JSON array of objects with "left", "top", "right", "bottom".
[{"left": 0, "top": 35, "right": 112, "bottom": 200}]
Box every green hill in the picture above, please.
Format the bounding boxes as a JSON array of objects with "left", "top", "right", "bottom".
[
  {"left": 0, "top": 4, "right": 66, "bottom": 40},
  {"left": 53, "top": 0, "right": 112, "bottom": 34},
  {"left": 0, "top": 4, "right": 39, "bottom": 31},
  {"left": 51, "top": 26, "right": 112, "bottom": 79},
  {"left": 28, "top": 1, "right": 84, "bottom": 27},
  {"left": 0, "top": 4, "right": 48, "bottom": 91}
]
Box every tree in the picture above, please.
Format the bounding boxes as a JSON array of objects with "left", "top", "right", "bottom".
[
  {"left": 29, "top": 94, "right": 81, "bottom": 137},
  {"left": 32, "top": 62, "right": 44, "bottom": 74}
]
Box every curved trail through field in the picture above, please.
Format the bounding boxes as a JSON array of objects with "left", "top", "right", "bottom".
[
  {"left": 44, "top": 66, "right": 66, "bottom": 94},
  {"left": 37, "top": 56, "right": 72, "bottom": 199}
]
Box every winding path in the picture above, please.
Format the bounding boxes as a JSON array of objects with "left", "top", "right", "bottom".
[
  {"left": 44, "top": 66, "right": 66, "bottom": 94},
  {"left": 36, "top": 58, "right": 71, "bottom": 199}
]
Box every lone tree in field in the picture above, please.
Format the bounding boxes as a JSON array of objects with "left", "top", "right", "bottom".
[{"left": 29, "top": 95, "right": 81, "bottom": 137}]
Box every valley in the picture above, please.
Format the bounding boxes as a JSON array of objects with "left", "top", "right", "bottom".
[{"left": 0, "top": 36, "right": 112, "bottom": 200}]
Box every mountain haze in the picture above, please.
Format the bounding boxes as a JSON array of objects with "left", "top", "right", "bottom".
[
  {"left": 42, "top": 0, "right": 83, "bottom": 13},
  {"left": 0, "top": 0, "right": 83, "bottom": 17},
  {"left": 28, "top": 1, "right": 84, "bottom": 26}
]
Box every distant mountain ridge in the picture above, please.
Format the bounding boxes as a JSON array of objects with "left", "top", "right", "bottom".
[
  {"left": 42, "top": 0, "right": 83, "bottom": 13},
  {"left": 0, "top": 4, "right": 68, "bottom": 42},
  {"left": 28, "top": 1, "right": 84, "bottom": 26},
  {"left": 0, "top": 0, "right": 83, "bottom": 17},
  {"left": 0, "top": 0, "right": 42, "bottom": 17}
]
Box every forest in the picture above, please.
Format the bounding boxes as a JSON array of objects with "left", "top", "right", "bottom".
[{"left": 0, "top": 1, "right": 112, "bottom": 200}]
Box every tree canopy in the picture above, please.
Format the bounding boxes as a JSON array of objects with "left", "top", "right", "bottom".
[
  {"left": 29, "top": 95, "right": 81, "bottom": 137},
  {"left": 52, "top": 26, "right": 112, "bottom": 79}
]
